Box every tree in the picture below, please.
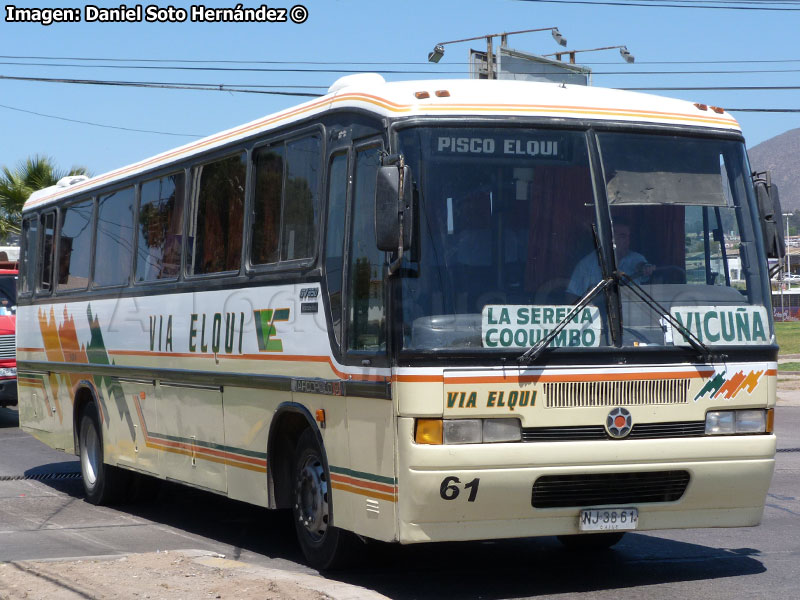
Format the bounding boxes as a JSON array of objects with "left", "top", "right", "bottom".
[{"left": 0, "top": 155, "right": 89, "bottom": 242}]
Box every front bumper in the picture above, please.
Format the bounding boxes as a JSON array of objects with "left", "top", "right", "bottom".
[{"left": 396, "top": 417, "right": 775, "bottom": 543}]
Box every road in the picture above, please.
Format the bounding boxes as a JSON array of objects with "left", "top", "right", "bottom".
[{"left": 1, "top": 402, "right": 799, "bottom": 599}]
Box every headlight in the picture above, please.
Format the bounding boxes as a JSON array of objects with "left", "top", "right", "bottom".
[
  {"left": 706, "top": 409, "right": 769, "bottom": 435},
  {"left": 417, "top": 418, "right": 521, "bottom": 444},
  {"left": 0, "top": 367, "right": 16, "bottom": 378}
]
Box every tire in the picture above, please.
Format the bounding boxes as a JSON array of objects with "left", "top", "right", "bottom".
[
  {"left": 557, "top": 532, "right": 626, "bottom": 551},
  {"left": 78, "top": 403, "right": 129, "bottom": 505},
  {"left": 292, "top": 428, "right": 361, "bottom": 570}
]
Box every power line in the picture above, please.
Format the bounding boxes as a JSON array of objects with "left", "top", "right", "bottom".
[
  {"left": 0, "top": 74, "right": 322, "bottom": 96},
  {"left": 0, "top": 102, "right": 204, "bottom": 137},
  {"left": 9, "top": 60, "right": 800, "bottom": 77},
  {"left": 6, "top": 54, "right": 800, "bottom": 67}
]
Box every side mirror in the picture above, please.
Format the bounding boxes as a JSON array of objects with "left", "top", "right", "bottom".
[
  {"left": 375, "top": 162, "right": 414, "bottom": 252},
  {"left": 754, "top": 173, "right": 785, "bottom": 259}
]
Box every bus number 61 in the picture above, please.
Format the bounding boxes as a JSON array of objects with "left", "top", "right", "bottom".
[{"left": 440, "top": 476, "right": 480, "bottom": 502}]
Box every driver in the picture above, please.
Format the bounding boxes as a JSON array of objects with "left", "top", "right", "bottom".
[{"left": 566, "top": 220, "right": 654, "bottom": 299}]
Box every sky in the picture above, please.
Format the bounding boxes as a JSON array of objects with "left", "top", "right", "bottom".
[{"left": 1, "top": 0, "right": 799, "bottom": 178}]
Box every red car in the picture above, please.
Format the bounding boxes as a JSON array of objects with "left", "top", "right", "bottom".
[{"left": 0, "top": 266, "right": 17, "bottom": 407}]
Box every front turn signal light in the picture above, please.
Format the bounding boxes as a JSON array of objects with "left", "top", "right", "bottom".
[
  {"left": 415, "top": 419, "right": 443, "bottom": 445},
  {"left": 766, "top": 408, "right": 774, "bottom": 434}
]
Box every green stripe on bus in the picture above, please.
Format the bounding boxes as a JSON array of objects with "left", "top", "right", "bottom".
[
  {"left": 329, "top": 465, "right": 396, "bottom": 485},
  {"left": 150, "top": 431, "right": 267, "bottom": 460}
]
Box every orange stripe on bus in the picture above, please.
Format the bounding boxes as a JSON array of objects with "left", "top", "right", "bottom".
[
  {"left": 331, "top": 482, "right": 397, "bottom": 503},
  {"left": 330, "top": 473, "right": 397, "bottom": 494}
]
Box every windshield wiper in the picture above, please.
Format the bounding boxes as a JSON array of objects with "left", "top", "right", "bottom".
[
  {"left": 518, "top": 277, "right": 613, "bottom": 364},
  {"left": 615, "top": 271, "right": 714, "bottom": 359}
]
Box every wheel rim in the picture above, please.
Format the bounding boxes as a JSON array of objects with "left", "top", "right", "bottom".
[
  {"left": 294, "top": 453, "right": 329, "bottom": 542},
  {"left": 81, "top": 420, "right": 100, "bottom": 487}
]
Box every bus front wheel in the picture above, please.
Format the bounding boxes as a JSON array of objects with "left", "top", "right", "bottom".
[{"left": 292, "top": 428, "right": 361, "bottom": 570}]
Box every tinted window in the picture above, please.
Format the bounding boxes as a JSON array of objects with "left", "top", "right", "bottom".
[
  {"left": 325, "top": 153, "right": 348, "bottom": 345},
  {"left": 191, "top": 154, "right": 245, "bottom": 274},
  {"left": 39, "top": 212, "right": 55, "bottom": 291},
  {"left": 252, "top": 145, "right": 284, "bottom": 265},
  {"left": 347, "top": 147, "right": 385, "bottom": 352},
  {"left": 20, "top": 217, "right": 37, "bottom": 294},
  {"left": 96, "top": 187, "right": 135, "bottom": 287},
  {"left": 282, "top": 136, "right": 321, "bottom": 260},
  {"left": 57, "top": 199, "right": 94, "bottom": 291},
  {"left": 136, "top": 175, "right": 184, "bottom": 281}
]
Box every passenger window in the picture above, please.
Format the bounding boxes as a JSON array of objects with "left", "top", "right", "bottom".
[
  {"left": 190, "top": 154, "right": 246, "bottom": 275},
  {"left": 136, "top": 175, "right": 184, "bottom": 282},
  {"left": 282, "top": 136, "right": 321, "bottom": 260},
  {"left": 96, "top": 187, "right": 135, "bottom": 287},
  {"left": 251, "top": 145, "right": 284, "bottom": 265},
  {"left": 347, "top": 146, "right": 385, "bottom": 352},
  {"left": 20, "top": 217, "right": 38, "bottom": 294},
  {"left": 325, "top": 153, "right": 348, "bottom": 345},
  {"left": 57, "top": 199, "right": 95, "bottom": 291},
  {"left": 39, "top": 211, "right": 56, "bottom": 292}
]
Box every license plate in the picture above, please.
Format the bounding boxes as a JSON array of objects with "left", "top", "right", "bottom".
[{"left": 579, "top": 508, "right": 638, "bottom": 531}]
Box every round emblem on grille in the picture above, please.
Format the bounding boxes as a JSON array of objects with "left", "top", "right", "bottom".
[{"left": 606, "top": 407, "right": 632, "bottom": 439}]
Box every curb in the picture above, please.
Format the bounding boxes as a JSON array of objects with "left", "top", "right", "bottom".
[{"left": 5, "top": 550, "right": 390, "bottom": 600}]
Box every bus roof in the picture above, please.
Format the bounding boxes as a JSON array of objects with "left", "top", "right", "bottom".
[{"left": 23, "top": 74, "right": 741, "bottom": 212}]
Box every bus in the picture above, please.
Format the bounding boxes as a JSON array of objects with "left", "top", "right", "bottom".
[
  {"left": 16, "top": 73, "right": 782, "bottom": 569},
  {"left": 0, "top": 262, "right": 17, "bottom": 407}
]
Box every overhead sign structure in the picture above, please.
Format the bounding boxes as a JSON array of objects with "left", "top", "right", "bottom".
[{"left": 469, "top": 46, "right": 591, "bottom": 85}]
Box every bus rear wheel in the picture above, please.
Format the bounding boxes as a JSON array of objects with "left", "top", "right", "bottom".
[
  {"left": 78, "top": 402, "right": 129, "bottom": 505},
  {"left": 292, "top": 428, "right": 361, "bottom": 570}
]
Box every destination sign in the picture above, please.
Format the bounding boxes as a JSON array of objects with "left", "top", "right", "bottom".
[
  {"left": 481, "top": 305, "right": 601, "bottom": 348},
  {"left": 433, "top": 132, "right": 570, "bottom": 160},
  {"left": 668, "top": 305, "right": 770, "bottom": 346}
]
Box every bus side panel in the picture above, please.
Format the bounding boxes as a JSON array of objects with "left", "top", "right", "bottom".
[
  {"left": 156, "top": 382, "right": 227, "bottom": 493},
  {"left": 339, "top": 395, "right": 397, "bottom": 542},
  {"left": 222, "top": 387, "right": 276, "bottom": 507},
  {"left": 101, "top": 379, "right": 155, "bottom": 474}
]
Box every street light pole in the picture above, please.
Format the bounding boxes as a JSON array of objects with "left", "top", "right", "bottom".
[
  {"left": 427, "top": 27, "right": 568, "bottom": 79},
  {"left": 785, "top": 212, "right": 792, "bottom": 284}
]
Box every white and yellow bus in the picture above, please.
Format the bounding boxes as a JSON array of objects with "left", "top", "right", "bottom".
[{"left": 16, "top": 73, "right": 783, "bottom": 569}]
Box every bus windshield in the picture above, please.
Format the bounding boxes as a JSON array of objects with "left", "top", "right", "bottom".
[{"left": 396, "top": 127, "right": 771, "bottom": 353}]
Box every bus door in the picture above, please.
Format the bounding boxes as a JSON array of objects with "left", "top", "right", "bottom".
[{"left": 337, "top": 140, "right": 397, "bottom": 540}]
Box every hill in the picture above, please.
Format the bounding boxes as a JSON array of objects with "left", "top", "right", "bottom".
[{"left": 748, "top": 128, "right": 800, "bottom": 213}]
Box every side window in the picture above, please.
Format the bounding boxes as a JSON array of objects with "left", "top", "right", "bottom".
[
  {"left": 325, "top": 153, "right": 348, "bottom": 345},
  {"left": 251, "top": 145, "right": 284, "bottom": 265},
  {"left": 96, "top": 187, "right": 135, "bottom": 287},
  {"left": 347, "top": 146, "right": 385, "bottom": 353},
  {"left": 190, "top": 154, "right": 246, "bottom": 275},
  {"left": 20, "top": 216, "right": 38, "bottom": 294},
  {"left": 57, "top": 199, "right": 95, "bottom": 291},
  {"left": 39, "top": 211, "right": 56, "bottom": 292},
  {"left": 282, "top": 135, "right": 321, "bottom": 260},
  {"left": 136, "top": 175, "right": 184, "bottom": 282}
]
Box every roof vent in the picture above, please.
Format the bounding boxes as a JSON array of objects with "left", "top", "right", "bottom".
[
  {"left": 328, "top": 73, "right": 386, "bottom": 94},
  {"left": 56, "top": 175, "right": 89, "bottom": 188}
]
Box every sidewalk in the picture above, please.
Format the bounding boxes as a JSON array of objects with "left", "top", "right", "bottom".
[{"left": 0, "top": 550, "right": 388, "bottom": 600}]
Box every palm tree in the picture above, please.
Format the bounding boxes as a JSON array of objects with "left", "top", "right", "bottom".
[{"left": 0, "top": 155, "right": 89, "bottom": 242}]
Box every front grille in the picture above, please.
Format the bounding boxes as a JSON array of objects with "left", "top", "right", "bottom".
[
  {"left": 522, "top": 420, "right": 706, "bottom": 442},
  {"left": 0, "top": 334, "right": 14, "bottom": 360},
  {"left": 531, "top": 470, "right": 690, "bottom": 508},
  {"left": 544, "top": 378, "right": 690, "bottom": 408}
]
